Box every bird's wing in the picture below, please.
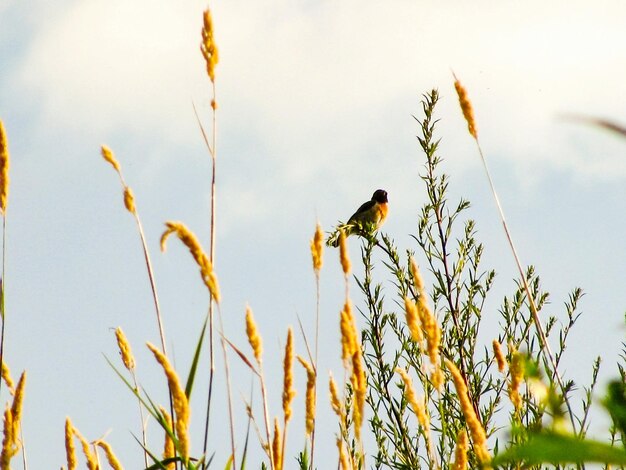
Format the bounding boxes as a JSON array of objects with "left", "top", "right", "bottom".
[{"left": 348, "top": 200, "right": 376, "bottom": 223}]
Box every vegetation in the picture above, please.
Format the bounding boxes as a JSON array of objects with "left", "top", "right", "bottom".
[{"left": 1, "top": 6, "right": 626, "bottom": 470}]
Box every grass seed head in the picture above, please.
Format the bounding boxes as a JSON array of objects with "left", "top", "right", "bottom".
[
  {"left": 0, "top": 363, "right": 14, "bottom": 395},
  {"left": 404, "top": 297, "right": 423, "bottom": 344},
  {"left": 147, "top": 342, "right": 190, "bottom": 460},
  {"left": 64, "top": 418, "right": 77, "bottom": 470},
  {"left": 453, "top": 429, "right": 469, "bottom": 470},
  {"left": 395, "top": 368, "right": 429, "bottom": 430},
  {"left": 95, "top": 440, "right": 123, "bottom": 470},
  {"left": 492, "top": 340, "right": 507, "bottom": 373},
  {"left": 100, "top": 145, "right": 121, "bottom": 173},
  {"left": 160, "top": 221, "right": 221, "bottom": 302},
  {"left": 445, "top": 359, "right": 491, "bottom": 466},
  {"left": 245, "top": 306, "right": 263, "bottom": 364},
  {"left": 282, "top": 328, "right": 296, "bottom": 422},
  {"left": 296, "top": 355, "right": 316, "bottom": 436},
  {"left": 0, "top": 120, "right": 9, "bottom": 215},
  {"left": 115, "top": 327, "right": 136, "bottom": 371},
  {"left": 159, "top": 406, "right": 175, "bottom": 470},
  {"left": 310, "top": 223, "right": 324, "bottom": 273},
  {"left": 272, "top": 418, "right": 282, "bottom": 470},
  {"left": 339, "top": 229, "right": 351, "bottom": 275},
  {"left": 453, "top": 74, "right": 478, "bottom": 139},
  {"left": 201, "top": 9, "right": 219, "bottom": 82}
]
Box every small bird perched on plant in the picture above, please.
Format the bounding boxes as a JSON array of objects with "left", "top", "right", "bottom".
[{"left": 326, "top": 189, "right": 389, "bottom": 247}]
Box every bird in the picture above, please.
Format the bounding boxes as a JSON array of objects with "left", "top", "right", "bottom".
[{"left": 326, "top": 189, "right": 388, "bottom": 247}]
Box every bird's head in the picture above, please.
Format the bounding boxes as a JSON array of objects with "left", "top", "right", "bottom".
[{"left": 372, "top": 189, "right": 388, "bottom": 203}]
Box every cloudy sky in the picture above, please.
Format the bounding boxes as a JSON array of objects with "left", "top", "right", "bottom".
[{"left": 1, "top": 0, "right": 625, "bottom": 467}]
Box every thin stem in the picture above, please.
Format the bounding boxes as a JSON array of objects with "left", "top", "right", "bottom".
[
  {"left": 473, "top": 139, "right": 576, "bottom": 431},
  {"left": 259, "top": 365, "right": 275, "bottom": 470},
  {"left": 217, "top": 303, "right": 237, "bottom": 470}
]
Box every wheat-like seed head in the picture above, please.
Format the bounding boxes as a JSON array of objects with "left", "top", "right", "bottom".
[
  {"left": 296, "top": 355, "right": 316, "bottom": 436},
  {"left": 100, "top": 145, "right": 121, "bottom": 172},
  {"left": 72, "top": 426, "right": 98, "bottom": 470},
  {"left": 445, "top": 359, "right": 491, "bottom": 466},
  {"left": 272, "top": 417, "right": 282, "bottom": 470},
  {"left": 282, "top": 328, "right": 296, "bottom": 422},
  {"left": 310, "top": 223, "right": 324, "bottom": 273},
  {"left": 409, "top": 256, "right": 424, "bottom": 293},
  {"left": 339, "top": 229, "right": 351, "bottom": 276},
  {"left": 0, "top": 363, "right": 14, "bottom": 395},
  {"left": 395, "top": 368, "right": 429, "bottom": 430},
  {"left": 115, "top": 327, "right": 136, "bottom": 371},
  {"left": 201, "top": 9, "right": 219, "bottom": 83},
  {"left": 328, "top": 373, "right": 344, "bottom": 419},
  {"left": 351, "top": 350, "right": 366, "bottom": 440},
  {"left": 0, "top": 406, "right": 16, "bottom": 467},
  {"left": 123, "top": 186, "right": 136, "bottom": 215},
  {"left": 0, "top": 120, "right": 10, "bottom": 215},
  {"left": 453, "top": 74, "right": 478, "bottom": 139},
  {"left": 147, "top": 342, "right": 190, "bottom": 460},
  {"left": 160, "top": 221, "right": 221, "bottom": 302},
  {"left": 508, "top": 351, "right": 524, "bottom": 411},
  {"left": 404, "top": 297, "right": 423, "bottom": 344},
  {"left": 453, "top": 429, "right": 469, "bottom": 470},
  {"left": 340, "top": 301, "right": 357, "bottom": 362},
  {"left": 492, "top": 340, "right": 507, "bottom": 373},
  {"left": 95, "top": 440, "right": 123, "bottom": 470},
  {"left": 337, "top": 438, "right": 351, "bottom": 470},
  {"left": 159, "top": 406, "right": 175, "bottom": 470},
  {"left": 64, "top": 418, "right": 77, "bottom": 470},
  {"left": 245, "top": 306, "right": 263, "bottom": 364}
]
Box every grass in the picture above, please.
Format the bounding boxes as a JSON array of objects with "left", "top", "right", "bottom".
[{"left": 1, "top": 6, "right": 626, "bottom": 470}]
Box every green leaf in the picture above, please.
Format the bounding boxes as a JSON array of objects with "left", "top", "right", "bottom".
[
  {"left": 492, "top": 431, "right": 626, "bottom": 466},
  {"left": 185, "top": 314, "right": 209, "bottom": 398}
]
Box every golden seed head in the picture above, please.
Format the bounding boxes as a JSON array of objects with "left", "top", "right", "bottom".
[
  {"left": 453, "top": 75, "right": 478, "bottom": 139},
  {"left": 404, "top": 297, "right": 423, "bottom": 344},
  {"left": 0, "top": 120, "right": 10, "bottom": 215},
  {"left": 338, "top": 229, "right": 351, "bottom": 276},
  {"left": 100, "top": 145, "right": 121, "bottom": 173},
  {"left": 64, "top": 418, "right": 77, "bottom": 470},
  {"left": 159, "top": 406, "right": 175, "bottom": 470},
  {"left": 310, "top": 223, "right": 324, "bottom": 273},
  {"left": 115, "top": 327, "right": 136, "bottom": 371},
  {"left": 340, "top": 301, "right": 358, "bottom": 362},
  {"left": 445, "top": 359, "right": 490, "bottom": 465},
  {"left": 272, "top": 418, "right": 282, "bottom": 470},
  {"left": 1, "top": 406, "right": 17, "bottom": 466},
  {"left": 296, "top": 355, "right": 316, "bottom": 436},
  {"left": 95, "top": 440, "right": 123, "bottom": 470},
  {"left": 395, "top": 368, "right": 429, "bottom": 430},
  {"left": 328, "top": 373, "right": 344, "bottom": 419},
  {"left": 453, "top": 429, "right": 469, "bottom": 470},
  {"left": 147, "top": 342, "right": 190, "bottom": 460},
  {"left": 160, "top": 221, "right": 221, "bottom": 302},
  {"left": 73, "top": 425, "right": 98, "bottom": 470},
  {"left": 351, "top": 350, "right": 367, "bottom": 440},
  {"left": 1, "top": 362, "right": 14, "bottom": 395},
  {"left": 492, "top": 340, "right": 507, "bottom": 373},
  {"left": 337, "top": 438, "right": 351, "bottom": 470},
  {"left": 201, "top": 9, "right": 219, "bottom": 82},
  {"left": 10, "top": 372, "right": 25, "bottom": 433},
  {"left": 245, "top": 306, "right": 263, "bottom": 364},
  {"left": 123, "top": 186, "right": 136, "bottom": 214},
  {"left": 409, "top": 257, "right": 424, "bottom": 293},
  {"left": 508, "top": 352, "right": 525, "bottom": 411},
  {"left": 282, "top": 328, "right": 296, "bottom": 422}
]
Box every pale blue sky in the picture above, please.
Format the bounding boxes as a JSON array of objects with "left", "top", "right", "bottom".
[{"left": 1, "top": 0, "right": 625, "bottom": 468}]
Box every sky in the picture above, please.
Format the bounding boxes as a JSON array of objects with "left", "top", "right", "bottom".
[{"left": 1, "top": 0, "right": 626, "bottom": 468}]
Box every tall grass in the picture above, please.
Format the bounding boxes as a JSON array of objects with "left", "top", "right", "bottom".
[{"left": 1, "top": 7, "right": 626, "bottom": 470}]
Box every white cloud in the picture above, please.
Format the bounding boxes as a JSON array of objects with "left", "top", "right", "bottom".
[{"left": 10, "top": 0, "right": 626, "bottom": 233}]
